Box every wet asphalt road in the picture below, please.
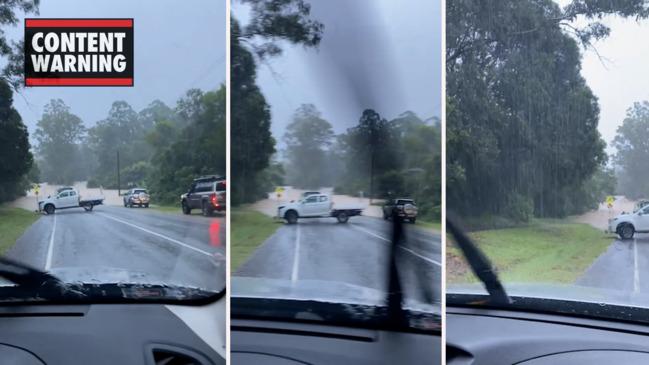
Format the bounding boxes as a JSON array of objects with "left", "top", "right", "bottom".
[
  {"left": 6, "top": 205, "right": 225, "bottom": 291},
  {"left": 235, "top": 216, "right": 441, "bottom": 305},
  {"left": 577, "top": 233, "right": 649, "bottom": 292}
]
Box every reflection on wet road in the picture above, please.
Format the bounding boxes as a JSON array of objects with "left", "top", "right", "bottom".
[
  {"left": 6, "top": 205, "right": 225, "bottom": 291},
  {"left": 578, "top": 234, "right": 649, "bottom": 293},
  {"left": 235, "top": 216, "right": 441, "bottom": 305}
]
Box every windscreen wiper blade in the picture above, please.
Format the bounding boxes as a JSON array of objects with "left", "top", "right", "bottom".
[
  {"left": 446, "top": 215, "right": 511, "bottom": 305},
  {"left": 386, "top": 210, "right": 406, "bottom": 326},
  {"left": 0, "top": 256, "right": 63, "bottom": 289}
]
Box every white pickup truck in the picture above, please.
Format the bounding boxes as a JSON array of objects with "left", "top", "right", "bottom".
[
  {"left": 38, "top": 188, "right": 104, "bottom": 214},
  {"left": 607, "top": 203, "right": 649, "bottom": 239},
  {"left": 277, "top": 193, "right": 363, "bottom": 224}
]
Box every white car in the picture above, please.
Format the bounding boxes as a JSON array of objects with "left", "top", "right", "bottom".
[
  {"left": 608, "top": 204, "right": 649, "bottom": 239},
  {"left": 38, "top": 188, "right": 104, "bottom": 215},
  {"left": 277, "top": 193, "right": 362, "bottom": 224}
]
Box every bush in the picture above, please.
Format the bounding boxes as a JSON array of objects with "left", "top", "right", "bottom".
[
  {"left": 462, "top": 214, "right": 521, "bottom": 232},
  {"left": 504, "top": 192, "right": 534, "bottom": 223}
]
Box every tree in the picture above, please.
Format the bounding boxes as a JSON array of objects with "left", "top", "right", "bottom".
[
  {"left": 231, "top": 1, "right": 323, "bottom": 205},
  {"left": 34, "top": 99, "right": 86, "bottom": 185},
  {"left": 0, "top": 0, "right": 39, "bottom": 89},
  {"left": 337, "top": 109, "right": 400, "bottom": 199},
  {"left": 283, "top": 104, "right": 334, "bottom": 189},
  {"left": 613, "top": 101, "right": 649, "bottom": 199},
  {"left": 148, "top": 86, "right": 226, "bottom": 203},
  {"left": 88, "top": 101, "right": 146, "bottom": 188},
  {"left": 333, "top": 110, "right": 441, "bottom": 220},
  {"left": 445, "top": 0, "right": 627, "bottom": 221},
  {"left": 0, "top": 80, "right": 32, "bottom": 202}
]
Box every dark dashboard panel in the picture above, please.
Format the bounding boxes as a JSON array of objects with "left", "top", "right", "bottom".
[
  {"left": 0, "top": 304, "right": 223, "bottom": 365},
  {"left": 447, "top": 307, "right": 649, "bottom": 365},
  {"left": 232, "top": 318, "right": 440, "bottom": 365}
]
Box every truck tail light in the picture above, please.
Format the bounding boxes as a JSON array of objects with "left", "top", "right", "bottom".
[{"left": 211, "top": 193, "right": 219, "bottom": 207}]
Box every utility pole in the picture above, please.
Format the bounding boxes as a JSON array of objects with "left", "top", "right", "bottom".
[{"left": 116, "top": 149, "right": 121, "bottom": 196}]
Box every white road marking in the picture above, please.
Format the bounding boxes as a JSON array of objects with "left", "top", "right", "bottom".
[
  {"left": 291, "top": 224, "right": 301, "bottom": 283},
  {"left": 634, "top": 238, "right": 640, "bottom": 293},
  {"left": 44, "top": 214, "right": 57, "bottom": 270},
  {"left": 350, "top": 224, "right": 441, "bottom": 267},
  {"left": 98, "top": 213, "right": 213, "bottom": 257}
]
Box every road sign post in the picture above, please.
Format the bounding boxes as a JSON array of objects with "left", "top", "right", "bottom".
[
  {"left": 274, "top": 186, "right": 285, "bottom": 219},
  {"left": 34, "top": 184, "right": 40, "bottom": 212},
  {"left": 606, "top": 195, "right": 615, "bottom": 219}
]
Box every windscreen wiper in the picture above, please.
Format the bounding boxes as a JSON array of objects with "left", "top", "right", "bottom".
[
  {"left": 446, "top": 215, "right": 511, "bottom": 305},
  {"left": 386, "top": 210, "right": 406, "bottom": 326},
  {"left": 0, "top": 256, "right": 63, "bottom": 289}
]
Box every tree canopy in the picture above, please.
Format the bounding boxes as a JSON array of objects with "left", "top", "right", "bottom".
[
  {"left": 445, "top": 0, "right": 644, "bottom": 222},
  {"left": 231, "top": 0, "right": 323, "bottom": 205}
]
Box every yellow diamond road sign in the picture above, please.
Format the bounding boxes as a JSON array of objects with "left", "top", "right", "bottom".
[{"left": 606, "top": 196, "right": 614, "bottom": 207}]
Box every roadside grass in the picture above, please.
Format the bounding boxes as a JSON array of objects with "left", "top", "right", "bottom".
[
  {"left": 0, "top": 206, "right": 39, "bottom": 255},
  {"left": 231, "top": 208, "right": 281, "bottom": 272},
  {"left": 447, "top": 219, "right": 610, "bottom": 284},
  {"left": 417, "top": 219, "right": 441, "bottom": 231}
]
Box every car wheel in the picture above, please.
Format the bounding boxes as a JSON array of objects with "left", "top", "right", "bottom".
[
  {"left": 337, "top": 212, "right": 349, "bottom": 223},
  {"left": 410, "top": 218, "right": 416, "bottom": 224},
  {"left": 144, "top": 204, "right": 149, "bottom": 208},
  {"left": 619, "top": 224, "right": 635, "bottom": 240},
  {"left": 202, "top": 202, "right": 212, "bottom": 217},
  {"left": 44, "top": 204, "right": 55, "bottom": 215},
  {"left": 285, "top": 210, "right": 298, "bottom": 224},
  {"left": 182, "top": 201, "right": 191, "bottom": 215}
]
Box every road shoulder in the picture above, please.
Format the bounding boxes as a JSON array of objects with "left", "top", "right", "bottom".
[
  {"left": 231, "top": 208, "right": 282, "bottom": 272},
  {"left": 0, "top": 206, "right": 40, "bottom": 255}
]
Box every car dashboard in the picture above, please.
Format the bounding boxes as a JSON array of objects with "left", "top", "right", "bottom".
[
  {"left": 231, "top": 317, "right": 440, "bottom": 364},
  {"left": 0, "top": 299, "right": 225, "bottom": 364},
  {"left": 447, "top": 305, "right": 649, "bottom": 365}
]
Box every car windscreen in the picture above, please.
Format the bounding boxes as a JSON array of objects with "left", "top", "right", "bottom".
[
  {"left": 230, "top": 0, "right": 441, "bottom": 330},
  {"left": 397, "top": 200, "right": 415, "bottom": 205},
  {"left": 446, "top": 0, "right": 649, "bottom": 319},
  {"left": 0, "top": 0, "right": 226, "bottom": 303}
]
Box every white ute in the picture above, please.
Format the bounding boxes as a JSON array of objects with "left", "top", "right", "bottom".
[
  {"left": 277, "top": 193, "right": 363, "bottom": 224},
  {"left": 38, "top": 188, "right": 104, "bottom": 215},
  {"left": 608, "top": 204, "right": 649, "bottom": 239}
]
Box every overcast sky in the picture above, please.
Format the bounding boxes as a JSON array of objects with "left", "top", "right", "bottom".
[
  {"left": 7, "top": 0, "right": 225, "bottom": 134},
  {"left": 553, "top": 0, "right": 649, "bottom": 154},
  {"left": 233, "top": 0, "right": 441, "bottom": 144},
  {"left": 579, "top": 16, "right": 649, "bottom": 153}
]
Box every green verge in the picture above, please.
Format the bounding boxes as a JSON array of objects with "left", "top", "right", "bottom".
[
  {"left": 417, "top": 219, "right": 441, "bottom": 232},
  {"left": 231, "top": 208, "right": 281, "bottom": 273},
  {"left": 0, "top": 206, "right": 39, "bottom": 255},
  {"left": 149, "top": 204, "right": 182, "bottom": 213},
  {"left": 447, "top": 219, "right": 611, "bottom": 284}
]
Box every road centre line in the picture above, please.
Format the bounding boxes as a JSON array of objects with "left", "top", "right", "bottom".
[
  {"left": 291, "top": 224, "right": 301, "bottom": 282},
  {"left": 634, "top": 238, "right": 640, "bottom": 293},
  {"left": 44, "top": 214, "right": 57, "bottom": 270},
  {"left": 349, "top": 223, "right": 441, "bottom": 267},
  {"left": 98, "top": 213, "right": 213, "bottom": 257}
]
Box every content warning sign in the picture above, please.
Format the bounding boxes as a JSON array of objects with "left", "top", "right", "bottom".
[{"left": 24, "top": 19, "right": 134, "bottom": 87}]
